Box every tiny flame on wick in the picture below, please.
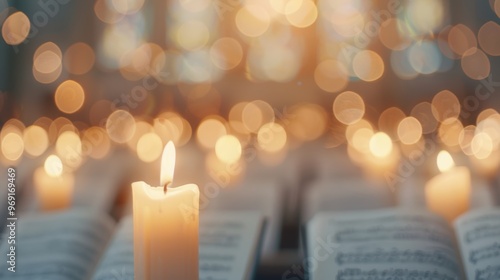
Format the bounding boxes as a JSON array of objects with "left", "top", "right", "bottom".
[
  {"left": 44, "top": 155, "right": 63, "bottom": 177},
  {"left": 160, "top": 141, "right": 176, "bottom": 191},
  {"left": 437, "top": 150, "right": 455, "bottom": 173}
]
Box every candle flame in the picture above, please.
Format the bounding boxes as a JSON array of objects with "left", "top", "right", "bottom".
[
  {"left": 160, "top": 141, "right": 176, "bottom": 188},
  {"left": 369, "top": 132, "right": 393, "bottom": 158},
  {"left": 44, "top": 155, "right": 63, "bottom": 177},
  {"left": 437, "top": 150, "right": 455, "bottom": 173}
]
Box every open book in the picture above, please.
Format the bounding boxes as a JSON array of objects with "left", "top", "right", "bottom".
[
  {"left": 304, "top": 208, "right": 500, "bottom": 280},
  {"left": 93, "top": 212, "right": 265, "bottom": 280},
  {"left": 0, "top": 210, "right": 265, "bottom": 280},
  {"left": 0, "top": 210, "right": 115, "bottom": 279}
]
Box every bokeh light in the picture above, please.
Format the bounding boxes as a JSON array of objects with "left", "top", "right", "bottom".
[
  {"left": 378, "top": 18, "right": 411, "bottom": 51},
  {"left": 136, "top": 132, "right": 163, "bottom": 162},
  {"left": 242, "top": 100, "right": 275, "bottom": 133},
  {"left": 210, "top": 37, "right": 243, "bottom": 70},
  {"left": 369, "top": 132, "right": 393, "bottom": 158},
  {"left": 352, "top": 50, "right": 384, "bottom": 82},
  {"left": 106, "top": 110, "right": 137, "bottom": 143},
  {"left": 410, "top": 102, "right": 438, "bottom": 134},
  {"left": 33, "top": 42, "right": 62, "bottom": 84},
  {"left": 495, "top": 0, "right": 500, "bottom": 18},
  {"left": 471, "top": 132, "right": 494, "bottom": 160},
  {"left": 333, "top": 91, "right": 365, "bottom": 125},
  {"left": 408, "top": 41, "right": 442, "bottom": 75},
  {"left": 406, "top": 0, "right": 444, "bottom": 34},
  {"left": 461, "top": 48, "right": 490, "bottom": 80},
  {"left": 478, "top": 21, "right": 500, "bottom": 56},
  {"left": 196, "top": 116, "right": 227, "bottom": 150},
  {"left": 477, "top": 108, "right": 499, "bottom": 124},
  {"left": 350, "top": 127, "right": 374, "bottom": 154},
  {"left": 2, "top": 11, "right": 30, "bottom": 45},
  {"left": 431, "top": 90, "right": 460, "bottom": 123},
  {"left": 285, "top": 0, "right": 318, "bottom": 28},
  {"left": 1, "top": 132, "right": 24, "bottom": 161},
  {"left": 82, "top": 127, "right": 111, "bottom": 159},
  {"left": 257, "top": 122, "right": 287, "bottom": 153},
  {"left": 287, "top": 104, "right": 327, "bottom": 142},
  {"left": 64, "top": 42, "right": 96, "bottom": 75},
  {"left": 438, "top": 118, "right": 463, "bottom": 149},
  {"left": 215, "top": 135, "right": 242, "bottom": 164},
  {"left": 345, "top": 119, "right": 374, "bottom": 146},
  {"left": 94, "top": 0, "right": 125, "bottom": 24},
  {"left": 397, "top": 117, "right": 422, "bottom": 145},
  {"left": 127, "top": 120, "right": 153, "bottom": 151},
  {"left": 236, "top": 5, "right": 271, "bottom": 37},
  {"left": 55, "top": 130, "right": 83, "bottom": 169},
  {"left": 55, "top": 80, "right": 86, "bottom": 114},
  {"left": 176, "top": 20, "right": 210, "bottom": 51},
  {"left": 378, "top": 107, "right": 406, "bottom": 139},
  {"left": 23, "top": 125, "right": 49, "bottom": 157},
  {"left": 314, "top": 60, "right": 349, "bottom": 93},
  {"left": 448, "top": 24, "right": 477, "bottom": 56},
  {"left": 459, "top": 125, "right": 476, "bottom": 156},
  {"left": 110, "top": 0, "right": 145, "bottom": 15}
]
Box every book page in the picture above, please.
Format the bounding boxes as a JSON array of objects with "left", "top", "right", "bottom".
[
  {"left": 306, "top": 208, "right": 462, "bottom": 280},
  {"left": 93, "top": 211, "right": 264, "bottom": 280},
  {"left": 302, "top": 179, "right": 394, "bottom": 222},
  {"left": 0, "top": 210, "right": 114, "bottom": 280},
  {"left": 455, "top": 208, "right": 500, "bottom": 280},
  {"left": 203, "top": 181, "right": 282, "bottom": 255}
]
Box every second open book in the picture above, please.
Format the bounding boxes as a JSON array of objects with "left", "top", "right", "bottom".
[
  {"left": 304, "top": 208, "right": 500, "bottom": 280},
  {"left": 0, "top": 211, "right": 265, "bottom": 280}
]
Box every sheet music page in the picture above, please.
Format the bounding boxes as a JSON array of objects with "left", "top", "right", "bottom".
[
  {"left": 306, "top": 208, "right": 462, "bottom": 280},
  {"left": 93, "top": 211, "right": 264, "bottom": 280},
  {"left": 204, "top": 181, "right": 282, "bottom": 255},
  {"left": 0, "top": 210, "right": 114, "bottom": 280},
  {"left": 455, "top": 208, "right": 500, "bottom": 280}
]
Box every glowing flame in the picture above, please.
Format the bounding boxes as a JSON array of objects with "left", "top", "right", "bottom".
[
  {"left": 369, "top": 132, "right": 393, "bottom": 158},
  {"left": 44, "top": 155, "right": 63, "bottom": 177},
  {"left": 160, "top": 141, "right": 176, "bottom": 187},
  {"left": 437, "top": 150, "right": 455, "bottom": 173}
]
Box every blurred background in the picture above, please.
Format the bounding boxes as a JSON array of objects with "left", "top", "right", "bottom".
[
  {"left": 1, "top": 0, "right": 500, "bottom": 277},
  {"left": 2, "top": 0, "right": 500, "bottom": 177}
]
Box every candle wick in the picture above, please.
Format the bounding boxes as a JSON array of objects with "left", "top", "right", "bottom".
[{"left": 163, "top": 181, "right": 171, "bottom": 194}]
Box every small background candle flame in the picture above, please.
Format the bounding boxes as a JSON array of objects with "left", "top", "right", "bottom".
[
  {"left": 437, "top": 150, "right": 455, "bottom": 173},
  {"left": 160, "top": 141, "right": 176, "bottom": 187},
  {"left": 369, "top": 132, "right": 393, "bottom": 158},
  {"left": 44, "top": 155, "right": 63, "bottom": 177}
]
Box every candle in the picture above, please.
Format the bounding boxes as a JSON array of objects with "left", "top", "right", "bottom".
[
  {"left": 425, "top": 150, "right": 471, "bottom": 222},
  {"left": 132, "top": 141, "right": 199, "bottom": 280},
  {"left": 34, "top": 155, "right": 74, "bottom": 211}
]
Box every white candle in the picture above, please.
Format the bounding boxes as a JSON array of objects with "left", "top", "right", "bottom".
[
  {"left": 425, "top": 150, "right": 470, "bottom": 222},
  {"left": 34, "top": 155, "right": 74, "bottom": 211},
  {"left": 132, "top": 141, "right": 199, "bottom": 280}
]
